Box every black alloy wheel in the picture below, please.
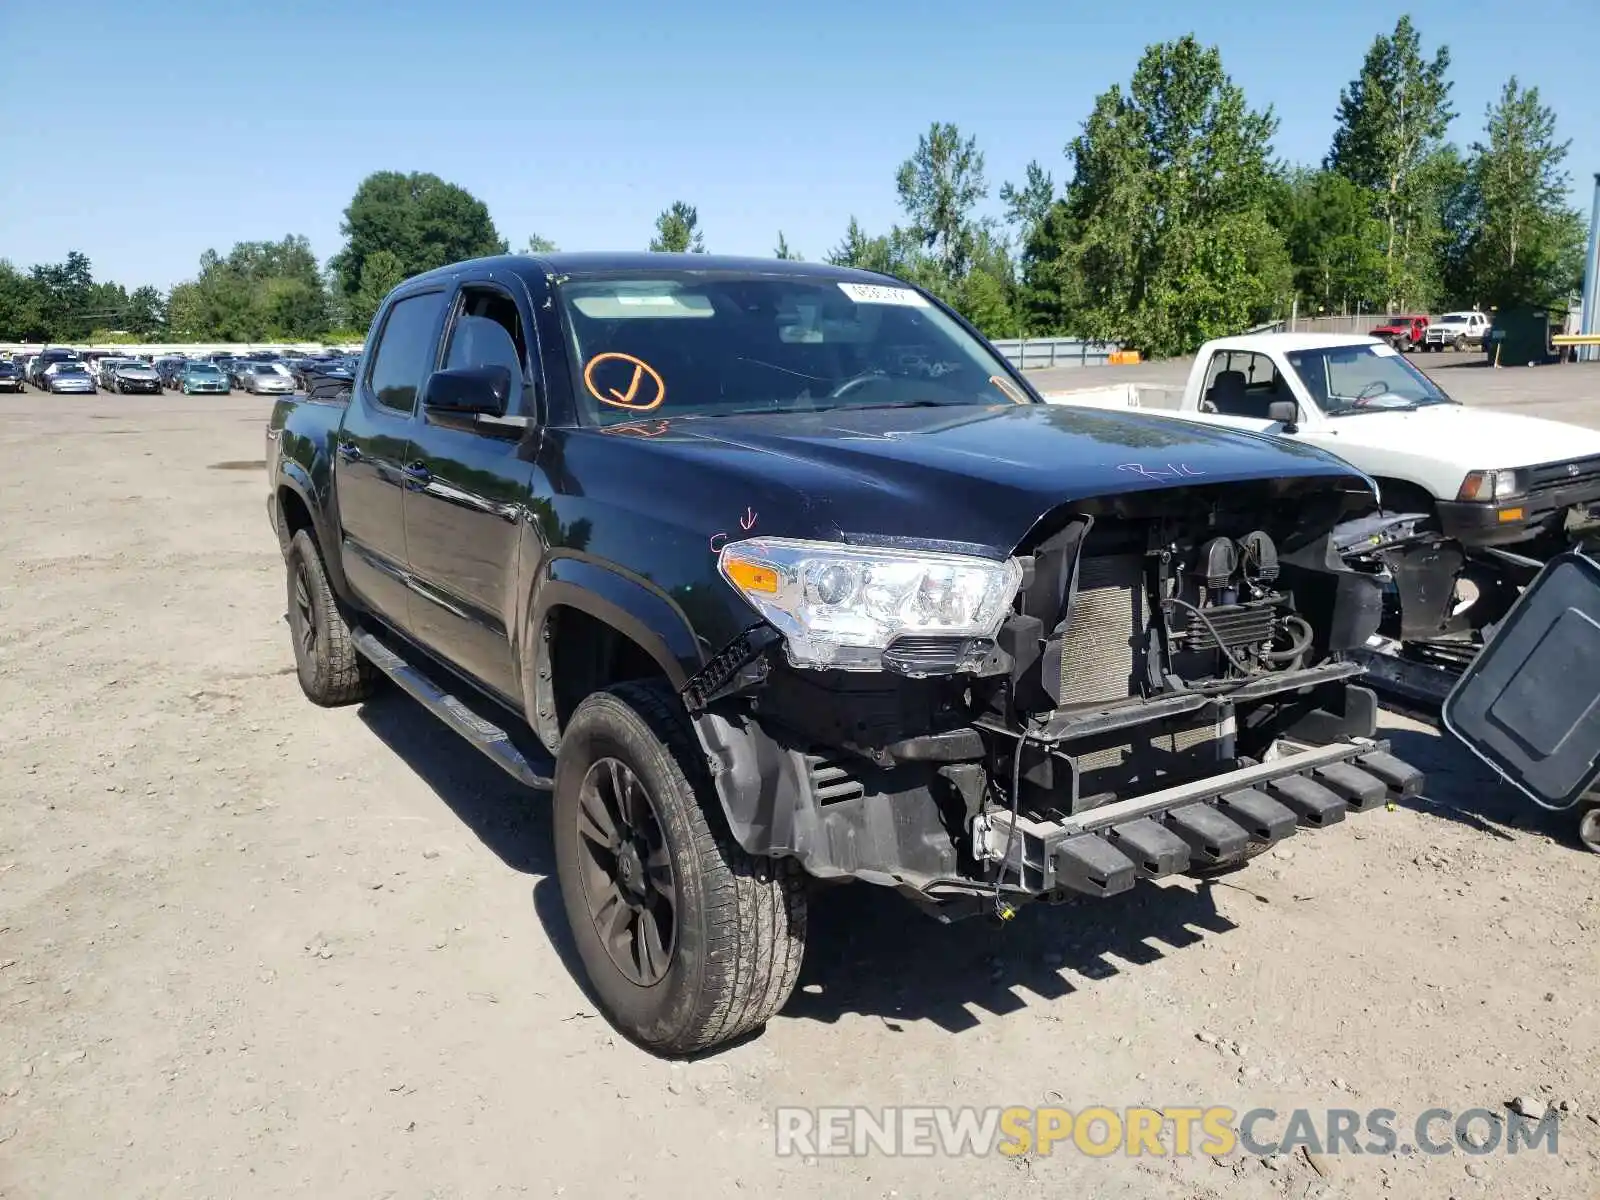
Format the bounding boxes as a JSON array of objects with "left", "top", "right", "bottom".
[
  {"left": 291, "top": 558, "right": 318, "bottom": 663},
  {"left": 574, "top": 756, "right": 677, "bottom": 986}
]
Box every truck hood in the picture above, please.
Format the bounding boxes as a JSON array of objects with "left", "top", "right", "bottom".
[
  {"left": 1312, "top": 404, "right": 1600, "bottom": 469},
  {"left": 573, "top": 402, "right": 1370, "bottom": 555}
]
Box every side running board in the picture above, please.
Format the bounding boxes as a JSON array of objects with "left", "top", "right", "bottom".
[{"left": 351, "top": 628, "right": 554, "bottom": 789}]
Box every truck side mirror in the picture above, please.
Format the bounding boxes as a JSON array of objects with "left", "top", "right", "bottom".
[
  {"left": 422, "top": 365, "right": 511, "bottom": 417},
  {"left": 1267, "top": 400, "right": 1299, "bottom": 431}
]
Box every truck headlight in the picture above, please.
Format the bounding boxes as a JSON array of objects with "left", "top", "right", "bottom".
[
  {"left": 1457, "top": 470, "right": 1525, "bottom": 502},
  {"left": 718, "top": 537, "right": 1024, "bottom": 672}
]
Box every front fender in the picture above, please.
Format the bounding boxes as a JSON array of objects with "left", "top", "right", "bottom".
[{"left": 524, "top": 554, "right": 707, "bottom": 750}]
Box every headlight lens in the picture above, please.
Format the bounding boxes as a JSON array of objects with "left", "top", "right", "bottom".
[
  {"left": 1457, "top": 469, "right": 1525, "bottom": 502},
  {"left": 718, "top": 537, "right": 1023, "bottom": 672}
]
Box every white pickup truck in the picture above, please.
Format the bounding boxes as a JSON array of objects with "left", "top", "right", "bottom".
[
  {"left": 1421, "top": 311, "right": 1491, "bottom": 352},
  {"left": 1048, "top": 332, "right": 1600, "bottom": 553}
]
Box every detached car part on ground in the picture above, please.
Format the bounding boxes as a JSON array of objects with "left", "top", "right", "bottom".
[{"left": 267, "top": 254, "right": 1435, "bottom": 1056}]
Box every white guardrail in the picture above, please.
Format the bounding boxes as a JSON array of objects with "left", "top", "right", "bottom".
[
  {"left": 0, "top": 342, "right": 363, "bottom": 357},
  {"left": 990, "top": 337, "right": 1121, "bottom": 370},
  {"left": 3, "top": 336, "right": 1125, "bottom": 370}
]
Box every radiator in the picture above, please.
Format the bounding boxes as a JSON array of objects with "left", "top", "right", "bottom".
[{"left": 1058, "top": 555, "right": 1144, "bottom": 705}]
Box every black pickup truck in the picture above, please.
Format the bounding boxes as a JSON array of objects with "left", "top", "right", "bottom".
[{"left": 267, "top": 252, "right": 1429, "bottom": 1054}]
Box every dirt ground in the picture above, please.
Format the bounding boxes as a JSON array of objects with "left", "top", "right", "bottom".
[{"left": 2, "top": 369, "right": 1598, "bottom": 1199}]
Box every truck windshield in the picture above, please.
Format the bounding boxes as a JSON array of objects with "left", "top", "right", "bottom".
[
  {"left": 555, "top": 272, "right": 1030, "bottom": 423},
  {"left": 1284, "top": 344, "right": 1456, "bottom": 416}
]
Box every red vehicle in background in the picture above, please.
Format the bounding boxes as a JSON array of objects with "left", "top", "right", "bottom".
[{"left": 1370, "top": 314, "right": 1429, "bottom": 351}]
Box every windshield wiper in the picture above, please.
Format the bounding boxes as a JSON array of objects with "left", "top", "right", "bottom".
[
  {"left": 809, "top": 399, "right": 963, "bottom": 413},
  {"left": 1331, "top": 401, "right": 1425, "bottom": 416}
]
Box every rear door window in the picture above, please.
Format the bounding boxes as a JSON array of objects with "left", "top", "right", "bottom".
[{"left": 366, "top": 290, "right": 449, "bottom": 413}]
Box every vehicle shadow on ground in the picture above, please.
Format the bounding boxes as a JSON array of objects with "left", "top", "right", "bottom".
[
  {"left": 1380, "top": 723, "right": 1588, "bottom": 850},
  {"left": 354, "top": 686, "right": 1587, "bottom": 1042},
  {"left": 784, "top": 879, "right": 1241, "bottom": 1035},
  {"left": 355, "top": 687, "right": 1253, "bottom": 1037},
  {"left": 356, "top": 692, "right": 596, "bottom": 991}
]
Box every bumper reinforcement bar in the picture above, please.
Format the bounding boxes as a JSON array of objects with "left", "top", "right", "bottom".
[{"left": 976, "top": 739, "right": 1422, "bottom": 898}]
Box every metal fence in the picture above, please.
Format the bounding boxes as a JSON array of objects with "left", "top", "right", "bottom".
[
  {"left": 990, "top": 337, "right": 1120, "bottom": 370},
  {"left": 1249, "top": 314, "right": 1437, "bottom": 337}
]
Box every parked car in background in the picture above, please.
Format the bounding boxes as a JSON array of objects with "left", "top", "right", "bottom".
[
  {"left": 0, "top": 359, "right": 23, "bottom": 392},
  {"left": 238, "top": 363, "right": 295, "bottom": 394},
  {"left": 301, "top": 357, "right": 357, "bottom": 401},
  {"left": 109, "top": 359, "right": 163, "bottom": 394},
  {"left": 94, "top": 357, "right": 132, "bottom": 389},
  {"left": 1421, "top": 311, "right": 1490, "bottom": 352},
  {"left": 29, "top": 348, "right": 82, "bottom": 388},
  {"left": 1369, "top": 314, "right": 1429, "bottom": 351},
  {"left": 154, "top": 356, "right": 188, "bottom": 389},
  {"left": 179, "top": 363, "right": 230, "bottom": 394},
  {"left": 44, "top": 363, "right": 96, "bottom": 394}
]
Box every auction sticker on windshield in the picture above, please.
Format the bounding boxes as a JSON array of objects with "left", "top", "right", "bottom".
[{"left": 838, "top": 282, "right": 929, "bottom": 307}]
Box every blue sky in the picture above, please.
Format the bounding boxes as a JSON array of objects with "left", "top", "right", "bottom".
[{"left": 2, "top": 0, "right": 1596, "bottom": 290}]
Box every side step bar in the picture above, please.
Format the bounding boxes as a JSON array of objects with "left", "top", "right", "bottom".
[{"left": 351, "top": 628, "right": 554, "bottom": 789}]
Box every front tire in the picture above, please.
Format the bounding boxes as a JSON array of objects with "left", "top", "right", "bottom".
[
  {"left": 1454, "top": 335, "right": 1467, "bottom": 352},
  {"left": 285, "top": 529, "right": 375, "bottom": 706},
  {"left": 553, "top": 681, "right": 806, "bottom": 1055}
]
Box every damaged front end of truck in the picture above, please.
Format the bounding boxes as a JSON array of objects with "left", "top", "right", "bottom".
[{"left": 681, "top": 474, "right": 1424, "bottom": 915}]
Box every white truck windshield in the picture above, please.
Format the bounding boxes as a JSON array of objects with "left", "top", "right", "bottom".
[{"left": 1284, "top": 344, "right": 1456, "bottom": 416}]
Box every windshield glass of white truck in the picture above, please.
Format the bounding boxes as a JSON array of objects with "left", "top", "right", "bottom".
[{"left": 1285, "top": 344, "right": 1457, "bottom": 416}]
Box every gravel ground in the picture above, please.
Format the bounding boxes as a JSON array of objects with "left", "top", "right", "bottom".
[{"left": 1, "top": 381, "right": 1597, "bottom": 1200}]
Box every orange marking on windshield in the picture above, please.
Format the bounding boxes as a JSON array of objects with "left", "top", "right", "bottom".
[
  {"left": 584, "top": 352, "right": 666, "bottom": 412},
  {"left": 990, "top": 374, "right": 1028, "bottom": 404}
]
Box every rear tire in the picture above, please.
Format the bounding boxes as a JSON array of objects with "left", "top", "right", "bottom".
[
  {"left": 285, "top": 529, "right": 375, "bottom": 706},
  {"left": 553, "top": 680, "right": 807, "bottom": 1055}
]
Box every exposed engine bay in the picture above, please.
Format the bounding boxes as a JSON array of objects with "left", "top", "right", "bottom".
[{"left": 686, "top": 480, "right": 1422, "bottom": 912}]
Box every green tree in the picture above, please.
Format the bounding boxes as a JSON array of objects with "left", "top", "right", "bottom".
[
  {"left": 524, "top": 234, "right": 558, "bottom": 253},
  {"left": 773, "top": 231, "right": 801, "bottom": 260},
  {"left": 1039, "top": 36, "right": 1287, "bottom": 355},
  {"left": 1451, "top": 78, "right": 1585, "bottom": 309},
  {"left": 1279, "top": 169, "right": 1388, "bottom": 313},
  {"left": 331, "top": 171, "right": 507, "bottom": 302},
  {"left": 1326, "top": 16, "right": 1454, "bottom": 309},
  {"left": 165, "top": 281, "right": 204, "bottom": 339},
  {"left": 162, "top": 236, "right": 334, "bottom": 340},
  {"left": 999, "top": 160, "right": 1055, "bottom": 245},
  {"left": 125, "top": 286, "right": 167, "bottom": 336},
  {"left": 84, "top": 280, "right": 131, "bottom": 333},
  {"left": 895, "top": 122, "right": 987, "bottom": 283},
  {"left": 0, "top": 261, "right": 46, "bottom": 341},
  {"left": 352, "top": 250, "right": 407, "bottom": 331},
  {"left": 649, "top": 201, "right": 705, "bottom": 253},
  {"left": 957, "top": 230, "right": 1020, "bottom": 337},
  {"left": 29, "top": 251, "right": 95, "bottom": 340}
]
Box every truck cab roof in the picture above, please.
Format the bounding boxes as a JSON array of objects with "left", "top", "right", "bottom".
[{"left": 1201, "top": 332, "right": 1386, "bottom": 354}]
